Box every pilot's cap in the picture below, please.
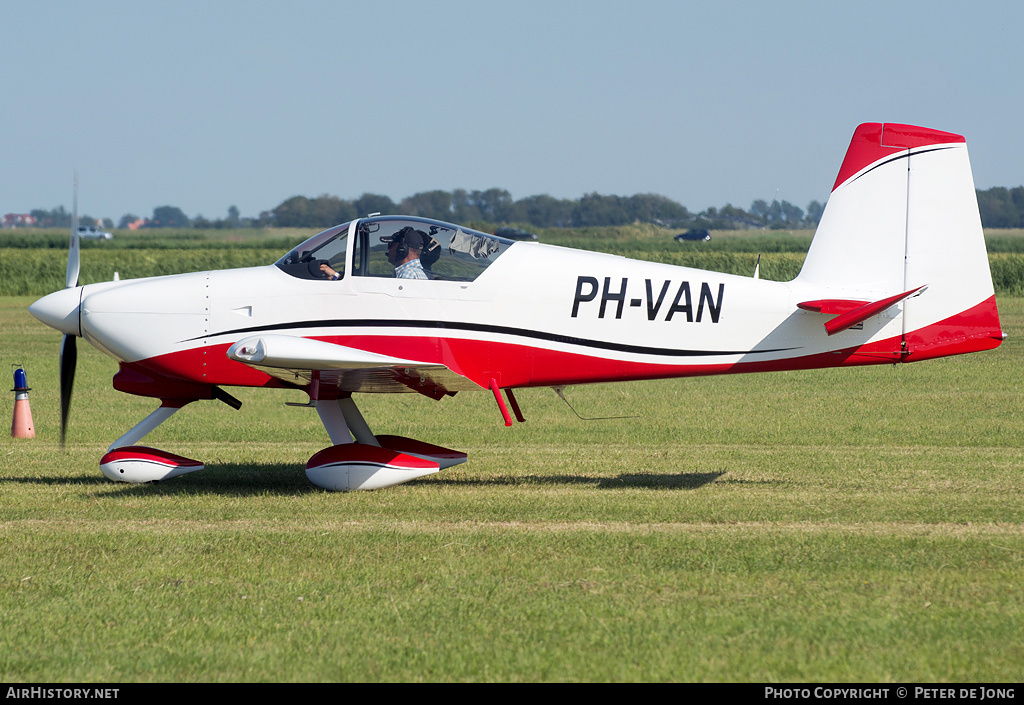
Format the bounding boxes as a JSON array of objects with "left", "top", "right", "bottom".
[{"left": 380, "top": 226, "right": 426, "bottom": 250}]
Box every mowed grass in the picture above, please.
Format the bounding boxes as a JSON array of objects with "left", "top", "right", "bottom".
[{"left": 1, "top": 294, "right": 1022, "bottom": 682}]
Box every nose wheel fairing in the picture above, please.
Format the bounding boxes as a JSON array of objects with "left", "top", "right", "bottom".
[{"left": 99, "top": 446, "right": 205, "bottom": 483}]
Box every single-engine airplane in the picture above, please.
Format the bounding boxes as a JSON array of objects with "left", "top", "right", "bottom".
[{"left": 29, "top": 123, "right": 1005, "bottom": 490}]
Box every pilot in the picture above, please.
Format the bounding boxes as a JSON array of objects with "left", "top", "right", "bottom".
[
  {"left": 380, "top": 226, "right": 430, "bottom": 279},
  {"left": 319, "top": 226, "right": 432, "bottom": 280}
]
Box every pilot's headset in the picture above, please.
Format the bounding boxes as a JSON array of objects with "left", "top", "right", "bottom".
[{"left": 387, "top": 226, "right": 425, "bottom": 260}]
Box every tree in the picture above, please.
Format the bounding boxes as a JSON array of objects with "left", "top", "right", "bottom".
[
  {"left": 452, "top": 189, "right": 481, "bottom": 222},
  {"left": 29, "top": 206, "right": 70, "bottom": 228},
  {"left": 626, "top": 194, "right": 691, "bottom": 227},
  {"left": 976, "top": 187, "right": 1022, "bottom": 228},
  {"left": 470, "top": 188, "right": 514, "bottom": 222},
  {"left": 780, "top": 200, "right": 804, "bottom": 225},
  {"left": 273, "top": 196, "right": 313, "bottom": 227},
  {"left": 761, "top": 199, "right": 804, "bottom": 229},
  {"left": 511, "top": 194, "right": 573, "bottom": 228},
  {"left": 308, "top": 195, "right": 355, "bottom": 226},
  {"left": 749, "top": 199, "right": 769, "bottom": 221},
  {"left": 353, "top": 193, "right": 395, "bottom": 217},
  {"left": 805, "top": 200, "right": 824, "bottom": 226},
  {"left": 399, "top": 190, "right": 453, "bottom": 220},
  {"left": 273, "top": 195, "right": 356, "bottom": 227},
  {"left": 572, "top": 193, "right": 630, "bottom": 227},
  {"left": 151, "top": 205, "right": 190, "bottom": 228}
]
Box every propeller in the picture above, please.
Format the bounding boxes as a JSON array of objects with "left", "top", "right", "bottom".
[
  {"left": 67, "top": 171, "right": 80, "bottom": 289},
  {"left": 59, "top": 333, "right": 76, "bottom": 444},
  {"left": 60, "top": 173, "right": 81, "bottom": 445}
]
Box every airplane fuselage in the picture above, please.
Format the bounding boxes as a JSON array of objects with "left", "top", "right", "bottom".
[{"left": 32, "top": 234, "right": 993, "bottom": 405}]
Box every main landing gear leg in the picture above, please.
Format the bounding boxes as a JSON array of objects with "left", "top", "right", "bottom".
[
  {"left": 107, "top": 403, "right": 183, "bottom": 451},
  {"left": 306, "top": 394, "right": 467, "bottom": 492},
  {"left": 315, "top": 396, "right": 380, "bottom": 446},
  {"left": 99, "top": 401, "right": 205, "bottom": 484}
]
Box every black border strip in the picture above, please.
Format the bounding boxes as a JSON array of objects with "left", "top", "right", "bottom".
[
  {"left": 186, "top": 318, "right": 798, "bottom": 359},
  {"left": 849, "top": 144, "right": 958, "bottom": 185}
]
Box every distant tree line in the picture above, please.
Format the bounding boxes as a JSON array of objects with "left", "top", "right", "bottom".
[
  {"left": 976, "top": 187, "right": 1024, "bottom": 228},
  {"left": 14, "top": 186, "right": 1024, "bottom": 231},
  {"left": 268, "top": 189, "right": 828, "bottom": 231}
]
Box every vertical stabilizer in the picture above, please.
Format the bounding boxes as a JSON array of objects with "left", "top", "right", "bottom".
[{"left": 796, "top": 123, "right": 1002, "bottom": 359}]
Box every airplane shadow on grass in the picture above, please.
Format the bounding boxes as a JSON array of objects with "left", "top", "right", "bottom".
[
  {"left": 11, "top": 464, "right": 726, "bottom": 495},
  {"left": 7, "top": 464, "right": 312, "bottom": 497},
  {"left": 441, "top": 472, "right": 725, "bottom": 490}
]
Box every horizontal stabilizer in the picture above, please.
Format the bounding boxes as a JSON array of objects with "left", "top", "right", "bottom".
[
  {"left": 799, "top": 285, "right": 927, "bottom": 336},
  {"left": 796, "top": 299, "right": 870, "bottom": 315}
]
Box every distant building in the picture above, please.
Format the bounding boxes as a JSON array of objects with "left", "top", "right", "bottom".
[
  {"left": 126, "top": 218, "right": 149, "bottom": 230},
  {"left": 2, "top": 213, "right": 37, "bottom": 228}
]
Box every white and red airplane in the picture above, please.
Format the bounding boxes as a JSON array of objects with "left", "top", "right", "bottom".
[{"left": 29, "top": 123, "right": 1005, "bottom": 490}]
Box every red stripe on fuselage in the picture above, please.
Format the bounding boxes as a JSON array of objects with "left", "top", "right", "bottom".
[
  {"left": 119, "top": 296, "right": 1002, "bottom": 398},
  {"left": 903, "top": 294, "right": 1002, "bottom": 361}
]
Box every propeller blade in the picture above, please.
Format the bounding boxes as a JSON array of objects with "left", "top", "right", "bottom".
[
  {"left": 60, "top": 174, "right": 82, "bottom": 444},
  {"left": 59, "top": 333, "right": 77, "bottom": 445},
  {"left": 66, "top": 172, "right": 80, "bottom": 289}
]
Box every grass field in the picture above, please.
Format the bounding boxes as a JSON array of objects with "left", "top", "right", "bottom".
[{"left": 1, "top": 288, "right": 1022, "bottom": 682}]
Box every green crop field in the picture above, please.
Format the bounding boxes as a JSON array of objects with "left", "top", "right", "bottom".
[
  {"left": 6, "top": 226, "right": 1024, "bottom": 296},
  {"left": 1, "top": 229, "right": 1023, "bottom": 682}
]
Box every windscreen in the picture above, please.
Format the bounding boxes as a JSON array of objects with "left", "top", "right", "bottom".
[{"left": 275, "top": 222, "right": 351, "bottom": 280}]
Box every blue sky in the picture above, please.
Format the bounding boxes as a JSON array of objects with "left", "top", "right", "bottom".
[{"left": 3, "top": 0, "right": 1022, "bottom": 223}]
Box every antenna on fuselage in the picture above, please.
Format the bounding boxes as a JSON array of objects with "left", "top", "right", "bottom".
[{"left": 553, "top": 387, "right": 638, "bottom": 421}]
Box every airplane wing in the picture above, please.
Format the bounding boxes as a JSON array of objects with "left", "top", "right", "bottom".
[{"left": 226, "top": 334, "right": 481, "bottom": 399}]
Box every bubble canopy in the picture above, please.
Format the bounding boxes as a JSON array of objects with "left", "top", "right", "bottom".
[{"left": 276, "top": 216, "right": 515, "bottom": 282}]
